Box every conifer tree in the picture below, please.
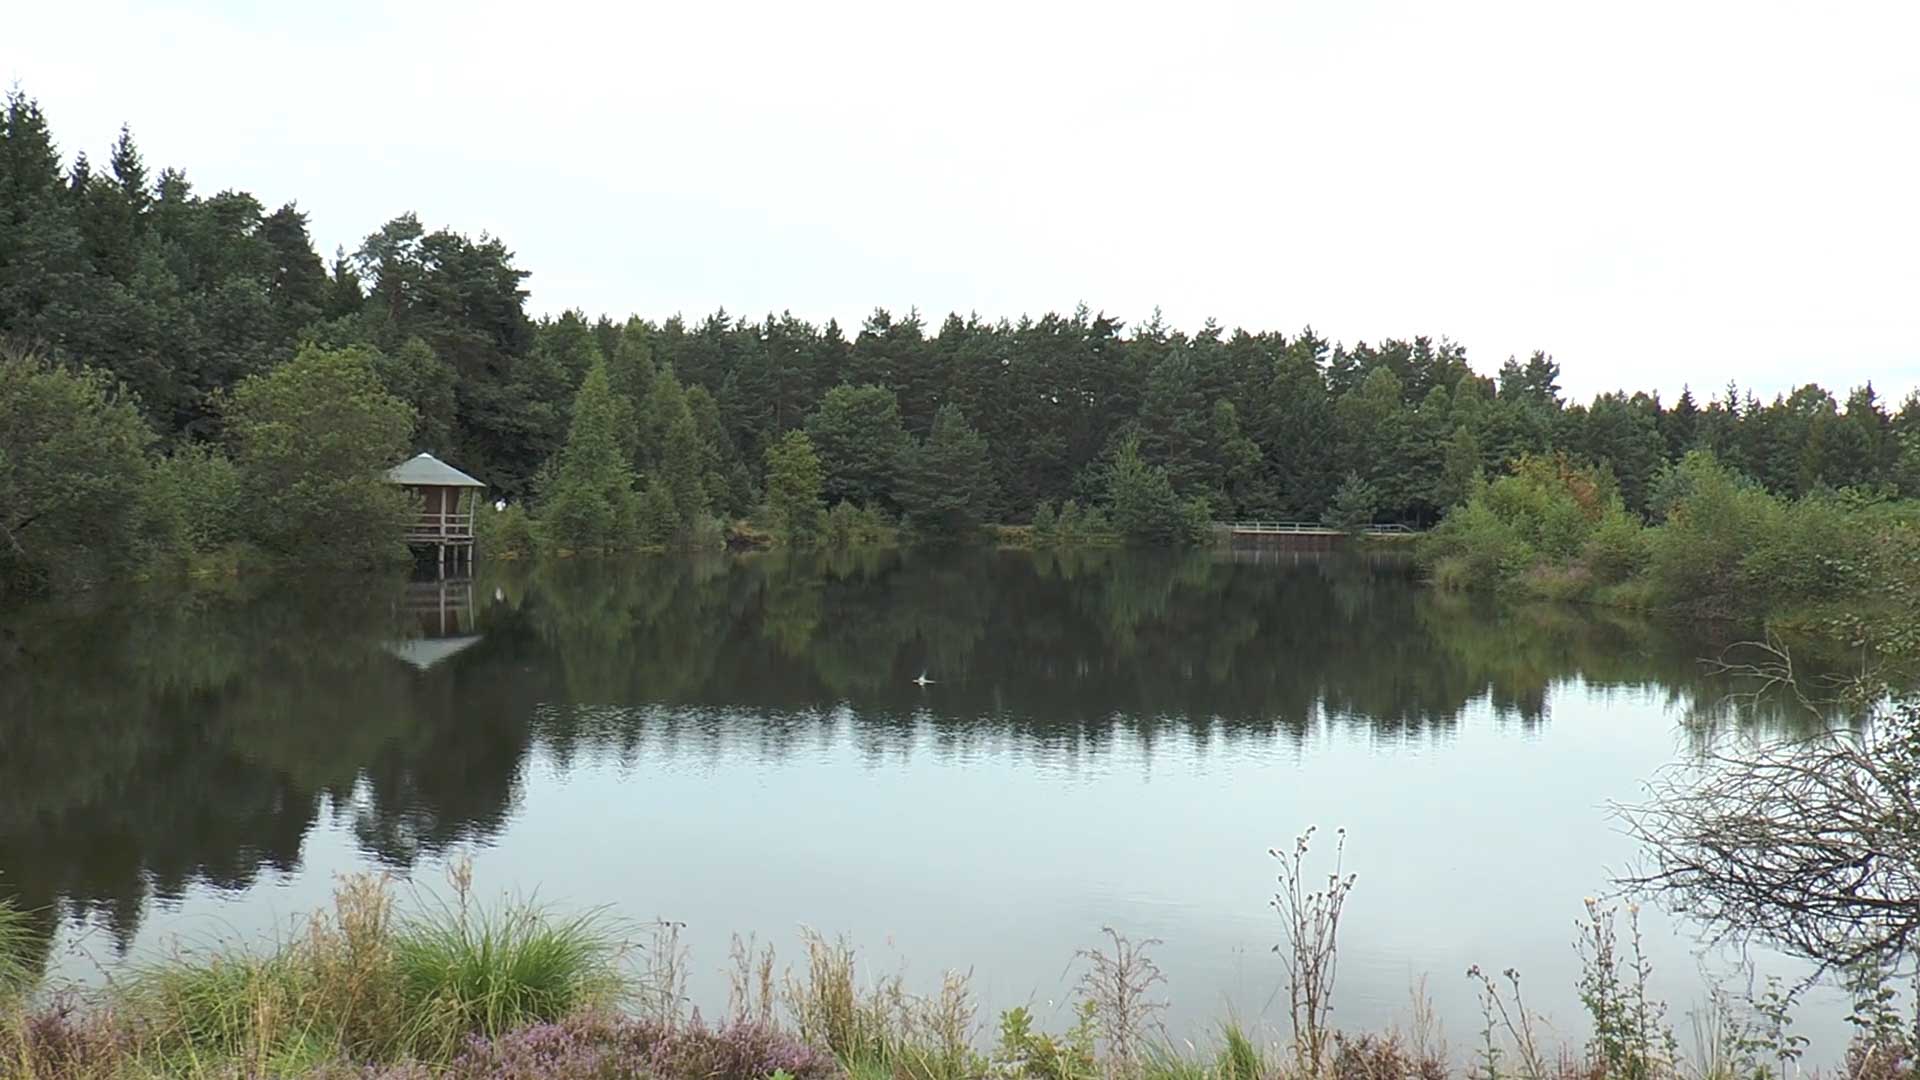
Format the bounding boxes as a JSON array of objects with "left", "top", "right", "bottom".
[
  {"left": 662, "top": 410, "right": 709, "bottom": 532},
  {"left": 538, "top": 359, "right": 638, "bottom": 554},
  {"left": 898, "top": 404, "right": 994, "bottom": 537},
  {"left": 764, "top": 429, "right": 825, "bottom": 546}
]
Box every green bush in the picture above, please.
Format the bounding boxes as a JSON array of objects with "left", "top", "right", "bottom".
[
  {"left": 1642, "top": 452, "right": 1778, "bottom": 613},
  {"left": 1427, "top": 555, "right": 1474, "bottom": 592},
  {"left": 824, "top": 501, "right": 892, "bottom": 549},
  {"left": 225, "top": 345, "right": 415, "bottom": 567},
  {"left": 1420, "top": 500, "right": 1534, "bottom": 591},
  {"left": 992, "top": 1003, "right": 1098, "bottom": 1080},
  {"left": 155, "top": 443, "right": 245, "bottom": 556},
  {"left": 0, "top": 350, "right": 157, "bottom": 594},
  {"left": 1106, "top": 435, "right": 1208, "bottom": 545},
  {"left": 1423, "top": 454, "right": 1641, "bottom": 597},
  {"left": 1582, "top": 507, "right": 1650, "bottom": 586},
  {"left": 1521, "top": 563, "right": 1596, "bottom": 603},
  {"left": 1031, "top": 501, "right": 1058, "bottom": 543},
  {"left": 477, "top": 502, "right": 536, "bottom": 559},
  {"left": 1738, "top": 492, "right": 1879, "bottom": 604}
]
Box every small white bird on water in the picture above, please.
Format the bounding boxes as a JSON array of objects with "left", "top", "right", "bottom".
[{"left": 912, "top": 673, "right": 934, "bottom": 687}]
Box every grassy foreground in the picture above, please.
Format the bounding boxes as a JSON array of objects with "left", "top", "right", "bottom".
[{"left": 0, "top": 860, "right": 1898, "bottom": 1080}]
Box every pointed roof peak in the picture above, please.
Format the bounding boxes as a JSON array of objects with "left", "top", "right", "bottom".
[{"left": 387, "top": 453, "right": 486, "bottom": 488}]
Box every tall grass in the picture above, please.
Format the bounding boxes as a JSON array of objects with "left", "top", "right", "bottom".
[
  {"left": 0, "top": 898, "right": 34, "bottom": 1000},
  {"left": 783, "top": 930, "right": 977, "bottom": 1080},
  {"left": 108, "top": 867, "right": 628, "bottom": 1073},
  {"left": 390, "top": 893, "right": 629, "bottom": 1057}
]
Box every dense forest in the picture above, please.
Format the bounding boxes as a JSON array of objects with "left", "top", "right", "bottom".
[{"left": 5, "top": 91, "right": 1920, "bottom": 593}]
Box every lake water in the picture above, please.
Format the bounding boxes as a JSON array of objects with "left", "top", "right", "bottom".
[{"left": 0, "top": 547, "right": 1859, "bottom": 1061}]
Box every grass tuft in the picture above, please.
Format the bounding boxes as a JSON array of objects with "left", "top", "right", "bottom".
[
  {"left": 0, "top": 898, "right": 36, "bottom": 1000},
  {"left": 389, "top": 892, "right": 629, "bottom": 1058}
]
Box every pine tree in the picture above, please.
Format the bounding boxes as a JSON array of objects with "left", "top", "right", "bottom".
[
  {"left": 1107, "top": 434, "right": 1201, "bottom": 543},
  {"left": 898, "top": 404, "right": 995, "bottom": 538},
  {"left": 764, "top": 429, "right": 825, "bottom": 546},
  {"left": 804, "top": 384, "right": 908, "bottom": 508},
  {"left": 1322, "top": 472, "right": 1378, "bottom": 535},
  {"left": 538, "top": 359, "right": 638, "bottom": 554},
  {"left": 1664, "top": 386, "right": 1700, "bottom": 458},
  {"left": 638, "top": 366, "right": 689, "bottom": 477},
  {"left": 259, "top": 203, "right": 329, "bottom": 339},
  {"left": 662, "top": 410, "right": 708, "bottom": 531},
  {"left": 373, "top": 337, "right": 458, "bottom": 455},
  {"left": 639, "top": 476, "right": 677, "bottom": 545}
]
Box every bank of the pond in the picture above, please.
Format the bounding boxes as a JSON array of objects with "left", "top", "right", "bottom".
[
  {"left": 0, "top": 878, "right": 1886, "bottom": 1080},
  {"left": 1417, "top": 451, "right": 1920, "bottom": 667}
]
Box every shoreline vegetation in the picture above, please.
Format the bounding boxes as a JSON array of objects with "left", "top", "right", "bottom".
[
  {"left": 3, "top": 89, "right": 1918, "bottom": 640},
  {"left": 0, "top": 842, "right": 1900, "bottom": 1080},
  {"left": 1415, "top": 451, "right": 1920, "bottom": 672}
]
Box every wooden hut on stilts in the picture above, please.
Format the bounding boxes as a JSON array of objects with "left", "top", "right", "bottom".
[{"left": 386, "top": 452, "right": 486, "bottom": 576}]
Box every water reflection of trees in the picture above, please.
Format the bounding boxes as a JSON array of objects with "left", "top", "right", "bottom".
[{"left": 0, "top": 549, "right": 1843, "bottom": 966}]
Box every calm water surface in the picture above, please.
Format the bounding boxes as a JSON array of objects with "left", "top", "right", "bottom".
[{"left": 0, "top": 548, "right": 1857, "bottom": 1058}]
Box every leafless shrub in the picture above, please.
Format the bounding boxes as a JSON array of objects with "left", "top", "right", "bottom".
[
  {"left": 1075, "top": 927, "right": 1166, "bottom": 1072},
  {"left": 1272, "top": 827, "right": 1355, "bottom": 1074},
  {"left": 1331, "top": 1030, "right": 1446, "bottom": 1080},
  {"left": 1618, "top": 698, "right": 1920, "bottom": 975}
]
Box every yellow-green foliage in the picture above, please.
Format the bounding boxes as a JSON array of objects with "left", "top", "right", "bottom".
[
  {"left": 1426, "top": 450, "right": 1920, "bottom": 645},
  {"left": 1032, "top": 499, "right": 1118, "bottom": 548},
  {"left": 476, "top": 501, "right": 536, "bottom": 559},
  {"left": 1421, "top": 454, "right": 1620, "bottom": 594},
  {"left": 824, "top": 501, "right": 895, "bottom": 549}
]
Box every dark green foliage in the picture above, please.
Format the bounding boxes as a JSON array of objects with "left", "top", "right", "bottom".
[
  {"left": 805, "top": 384, "right": 908, "bottom": 509},
  {"left": 538, "top": 360, "right": 638, "bottom": 554},
  {"left": 224, "top": 345, "right": 415, "bottom": 567},
  {"left": 374, "top": 337, "right": 459, "bottom": 455},
  {"left": 1322, "top": 473, "right": 1378, "bottom": 535},
  {"left": 639, "top": 477, "right": 678, "bottom": 546},
  {"left": 661, "top": 410, "right": 709, "bottom": 533},
  {"left": 824, "top": 500, "right": 892, "bottom": 548},
  {"left": 1106, "top": 436, "right": 1208, "bottom": 545},
  {"left": 897, "top": 404, "right": 994, "bottom": 538},
  {"left": 1031, "top": 501, "right": 1057, "bottom": 540},
  {"left": 1042, "top": 499, "right": 1114, "bottom": 547},
  {"left": 0, "top": 349, "right": 155, "bottom": 594},
  {"left": 476, "top": 501, "right": 535, "bottom": 559},
  {"left": 150, "top": 442, "right": 244, "bottom": 557},
  {"left": 764, "top": 430, "right": 825, "bottom": 546}
]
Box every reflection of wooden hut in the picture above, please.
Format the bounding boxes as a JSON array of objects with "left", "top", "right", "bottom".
[
  {"left": 384, "top": 578, "right": 482, "bottom": 670},
  {"left": 386, "top": 453, "right": 485, "bottom": 573}
]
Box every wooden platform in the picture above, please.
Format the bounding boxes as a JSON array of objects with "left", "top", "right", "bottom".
[{"left": 1219, "top": 521, "right": 1419, "bottom": 539}]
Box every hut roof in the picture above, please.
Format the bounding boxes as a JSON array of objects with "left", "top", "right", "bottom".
[{"left": 386, "top": 453, "right": 486, "bottom": 488}]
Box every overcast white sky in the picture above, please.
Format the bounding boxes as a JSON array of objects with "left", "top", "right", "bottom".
[{"left": 11, "top": 1, "right": 1918, "bottom": 403}]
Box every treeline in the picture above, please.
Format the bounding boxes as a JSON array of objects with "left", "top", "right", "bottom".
[{"left": 7, "top": 92, "right": 1920, "bottom": 588}]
